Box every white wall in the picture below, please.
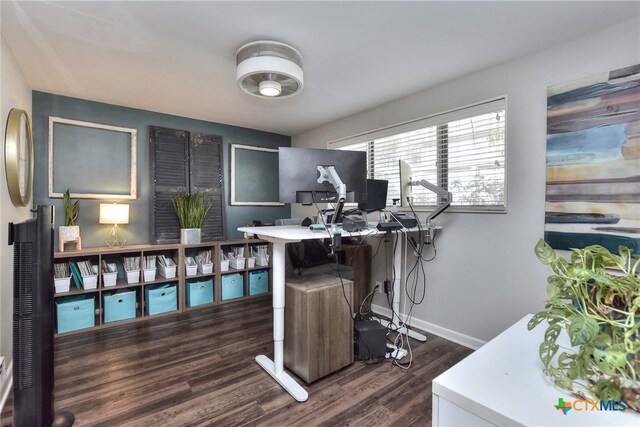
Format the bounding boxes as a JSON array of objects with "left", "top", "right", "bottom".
[
  {"left": 292, "top": 18, "right": 640, "bottom": 346},
  {"left": 0, "top": 35, "right": 33, "bottom": 403}
]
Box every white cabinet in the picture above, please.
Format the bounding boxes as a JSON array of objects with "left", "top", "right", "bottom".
[{"left": 432, "top": 315, "right": 638, "bottom": 427}]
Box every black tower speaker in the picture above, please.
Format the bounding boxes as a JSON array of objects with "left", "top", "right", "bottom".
[{"left": 9, "top": 205, "right": 74, "bottom": 427}]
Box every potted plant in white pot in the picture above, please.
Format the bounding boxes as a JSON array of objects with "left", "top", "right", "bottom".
[
  {"left": 59, "top": 189, "right": 80, "bottom": 245},
  {"left": 528, "top": 239, "right": 639, "bottom": 412},
  {"left": 170, "top": 191, "right": 212, "bottom": 244}
]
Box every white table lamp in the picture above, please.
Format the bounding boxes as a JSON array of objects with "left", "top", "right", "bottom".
[{"left": 100, "top": 203, "right": 129, "bottom": 247}]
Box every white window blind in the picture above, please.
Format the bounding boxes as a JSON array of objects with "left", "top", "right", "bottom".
[{"left": 332, "top": 98, "right": 506, "bottom": 212}]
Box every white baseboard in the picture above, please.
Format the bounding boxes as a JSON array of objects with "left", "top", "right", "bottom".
[
  {"left": 0, "top": 360, "right": 12, "bottom": 414},
  {"left": 370, "top": 304, "right": 486, "bottom": 350}
]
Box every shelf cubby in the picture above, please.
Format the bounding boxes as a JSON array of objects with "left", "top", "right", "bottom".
[{"left": 53, "top": 240, "right": 271, "bottom": 335}]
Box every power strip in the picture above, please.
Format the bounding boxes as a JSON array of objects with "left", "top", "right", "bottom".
[{"left": 376, "top": 221, "right": 403, "bottom": 232}]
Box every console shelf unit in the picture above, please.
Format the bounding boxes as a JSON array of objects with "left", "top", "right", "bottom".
[{"left": 53, "top": 239, "right": 272, "bottom": 335}]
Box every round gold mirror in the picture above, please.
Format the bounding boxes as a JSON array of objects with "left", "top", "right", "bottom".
[{"left": 4, "top": 108, "right": 34, "bottom": 207}]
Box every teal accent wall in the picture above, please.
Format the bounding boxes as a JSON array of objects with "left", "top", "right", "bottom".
[{"left": 32, "top": 91, "right": 291, "bottom": 248}]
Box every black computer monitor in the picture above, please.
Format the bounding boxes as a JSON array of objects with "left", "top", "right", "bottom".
[
  {"left": 358, "top": 179, "right": 388, "bottom": 213},
  {"left": 279, "top": 147, "right": 367, "bottom": 205}
]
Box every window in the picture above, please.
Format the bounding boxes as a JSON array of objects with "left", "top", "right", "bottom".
[{"left": 330, "top": 98, "right": 506, "bottom": 212}]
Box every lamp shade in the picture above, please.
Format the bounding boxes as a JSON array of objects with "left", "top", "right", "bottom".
[{"left": 99, "top": 203, "right": 129, "bottom": 225}]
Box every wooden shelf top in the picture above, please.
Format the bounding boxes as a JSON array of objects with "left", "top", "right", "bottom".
[
  {"left": 55, "top": 243, "right": 182, "bottom": 258},
  {"left": 55, "top": 240, "right": 266, "bottom": 258}
]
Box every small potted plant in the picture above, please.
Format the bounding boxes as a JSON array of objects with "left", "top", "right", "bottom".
[
  {"left": 528, "top": 239, "right": 639, "bottom": 412},
  {"left": 170, "top": 191, "right": 212, "bottom": 244},
  {"left": 59, "top": 189, "right": 80, "bottom": 243}
]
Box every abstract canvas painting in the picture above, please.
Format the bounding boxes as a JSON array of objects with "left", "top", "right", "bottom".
[{"left": 545, "top": 64, "right": 640, "bottom": 253}]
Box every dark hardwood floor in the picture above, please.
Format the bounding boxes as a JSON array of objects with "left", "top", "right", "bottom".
[{"left": 2, "top": 297, "right": 473, "bottom": 426}]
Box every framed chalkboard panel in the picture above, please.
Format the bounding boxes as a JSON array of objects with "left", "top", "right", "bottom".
[
  {"left": 48, "top": 117, "right": 137, "bottom": 199},
  {"left": 230, "top": 144, "right": 284, "bottom": 206}
]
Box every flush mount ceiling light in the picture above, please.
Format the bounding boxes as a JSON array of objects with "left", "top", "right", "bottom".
[{"left": 236, "top": 40, "right": 303, "bottom": 98}]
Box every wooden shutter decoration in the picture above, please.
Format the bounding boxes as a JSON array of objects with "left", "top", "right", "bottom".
[
  {"left": 150, "top": 126, "right": 225, "bottom": 243},
  {"left": 189, "top": 132, "right": 225, "bottom": 241}
]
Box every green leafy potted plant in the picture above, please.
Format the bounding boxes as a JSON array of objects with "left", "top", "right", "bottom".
[
  {"left": 59, "top": 189, "right": 80, "bottom": 244},
  {"left": 528, "top": 239, "right": 639, "bottom": 412},
  {"left": 170, "top": 191, "right": 212, "bottom": 244}
]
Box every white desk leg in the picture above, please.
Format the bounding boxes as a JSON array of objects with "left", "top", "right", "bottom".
[
  {"left": 255, "top": 241, "right": 308, "bottom": 402},
  {"left": 379, "top": 231, "right": 427, "bottom": 359},
  {"left": 396, "top": 231, "right": 427, "bottom": 342}
]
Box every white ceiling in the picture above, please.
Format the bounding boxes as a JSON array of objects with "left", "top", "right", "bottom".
[{"left": 2, "top": 1, "right": 638, "bottom": 136}]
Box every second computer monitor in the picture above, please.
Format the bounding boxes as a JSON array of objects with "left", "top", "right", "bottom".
[
  {"left": 358, "top": 179, "right": 389, "bottom": 213},
  {"left": 399, "top": 160, "right": 413, "bottom": 207}
]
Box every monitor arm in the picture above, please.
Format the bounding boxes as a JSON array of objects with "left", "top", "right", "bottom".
[
  {"left": 317, "top": 165, "right": 346, "bottom": 203},
  {"left": 410, "top": 179, "right": 452, "bottom": 243},
  {"left": 317, "top": 165, "right": 346, "bottom": 253}
]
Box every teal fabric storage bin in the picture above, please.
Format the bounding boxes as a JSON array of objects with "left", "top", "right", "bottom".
[
  {"left": 186, "top": 279, "right": 214, "bottom": 307},
  {"left": 145, "top": 283, "right": 177, "bottom": 315},
  {"left": 56, "top": 294, "right": 95, "bottom": 333},
  {"left": 221, "top": 273, "right": 244, "bottom": 300},
  {"left": 103, "top": 290, "right": 136, "bottom": 323},
  {"left": 249, "top": 270, "right": 269, "bottom": 296}
]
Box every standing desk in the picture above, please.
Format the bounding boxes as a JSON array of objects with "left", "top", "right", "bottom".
[
  {"left": 237, "top": 225, "right": 381, "bottom": 401},
  {"left": 238, "top": 224, "right": 422, "bottom": 402}
]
